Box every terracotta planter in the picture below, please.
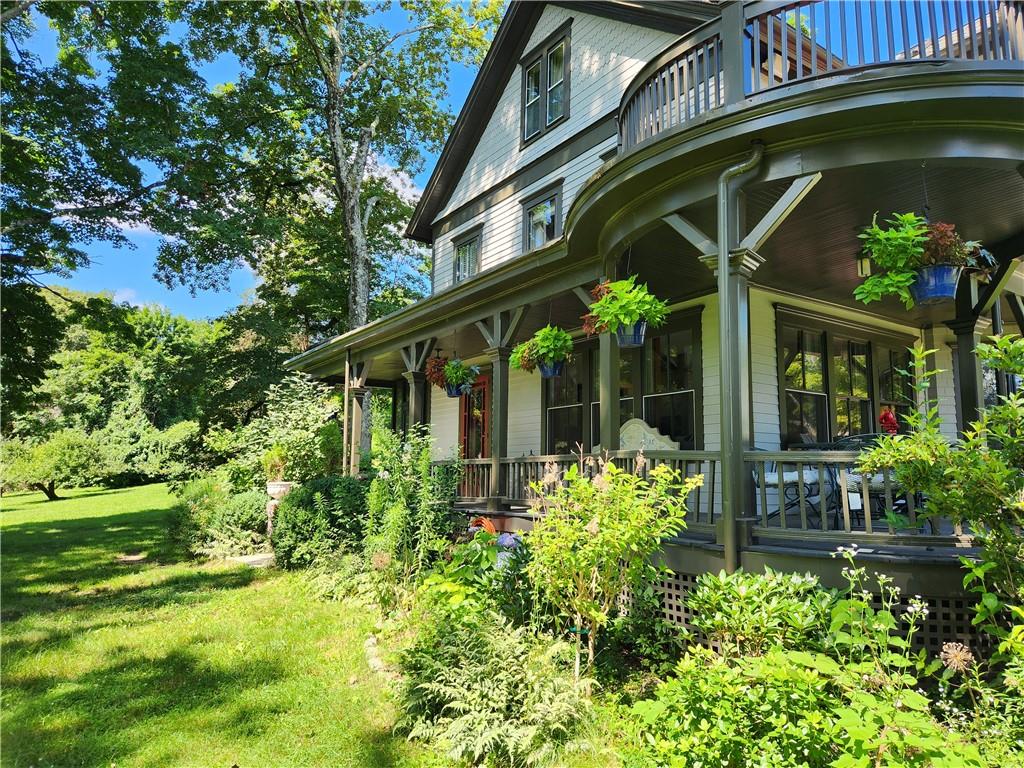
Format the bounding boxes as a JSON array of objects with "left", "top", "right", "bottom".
[{"left": 266, "top": 481, "right": 295, "bottom": 500}]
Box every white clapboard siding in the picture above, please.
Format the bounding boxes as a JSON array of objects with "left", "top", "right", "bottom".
[
  {"left": 429, "top": 387, "right": 460, "bottom": 460},
  {"left": 507, "top": 366, "right": 543, "bottom": 457},
  {"left": 439, "top": 6, "right": 678, "bottom": 218}
]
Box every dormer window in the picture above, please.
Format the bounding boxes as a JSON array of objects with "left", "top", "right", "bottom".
[{"left": 521, "top": 23, "right": 571, "bottom": 144}]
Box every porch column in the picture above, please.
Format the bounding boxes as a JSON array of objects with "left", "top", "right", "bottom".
[
  {"left": 598, "top": 328, "right": 621, "bottom": 452},
  {"left": 946, "top": 318, "right": 984, "bottom": 430},
  {"left": 348, "top": 386, "right": 368, "bottom": 475},
  {"left": 402, "top": 371, "right": 427, "bottom": 427},
  {"left": 486, "top": 346, "right": 510, "bottom": 510}
]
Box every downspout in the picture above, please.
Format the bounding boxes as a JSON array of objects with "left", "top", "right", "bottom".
[{"left": 717, "top": 141, "right": 764, "bottom": 572}]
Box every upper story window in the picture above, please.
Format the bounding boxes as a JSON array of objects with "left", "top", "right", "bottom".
[
  {"left": 452, "top": 227, "right": 482, "bottom": 285},
  {"left": 522, "top": 182, "right": 562, "bottom": 253},
  {"left": 521, "top": 23, "right": 571, "bottom": 144}
]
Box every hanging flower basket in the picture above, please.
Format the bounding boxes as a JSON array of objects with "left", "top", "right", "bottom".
[
  {"left": 909, "top": 264, "right": 962, "bottom": 306},
  {"left": 510, "top": 325, "right": 574, "bottom": 377},
  {"left": 854, "top": 214, "right": 989, "bottom": 309},
  {"left": 537, "top": 359, "right": 565, "bottom": 378},
  {"left": 582, "top": 276, "right": 668, "bottom": 345},
  {"left": 616, "top": 320, "right": 648, "bottom": 348},
  {"left": 441, "top": 358, "right": 479, "bottom": 398},
  {"left": 445, "top": 382, "right": 464, "bottom": 398}
]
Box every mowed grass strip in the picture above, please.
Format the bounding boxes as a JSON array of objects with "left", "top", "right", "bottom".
[{"left": 1, "top": 484, "right": 445, "bottom": 768}]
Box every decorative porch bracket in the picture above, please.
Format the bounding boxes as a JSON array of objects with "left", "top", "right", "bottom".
[
  {"left": 400, "top": 338, "right": 436, "bottom": 428},
  {"left": 476, "top": 307, "right": 529, "bottom": 510},
  {"left": 1009, "top": 292, "right": 1024, "bottom": 331},
  {"left": 737, "top": 172, "right": 822, "bottom": 253}
]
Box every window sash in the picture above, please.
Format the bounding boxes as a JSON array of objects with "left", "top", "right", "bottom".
[
  {"left": 528, "top": 197, "right": 556, "bottom": 250},
  {"left": 524, "top": 60, "right": 542, "bottom": 139},
  {"left": 453, "top": 238, "right": 478, "bottom": 283},
  {"left": 642, "top": 389, "right": 697, "bottom": 449},
  {"left": 546, "top": 403, "right": 583, "bottom": 455},
  {"left": 546, "top": 43, "right": 565, "bottom": 125}
]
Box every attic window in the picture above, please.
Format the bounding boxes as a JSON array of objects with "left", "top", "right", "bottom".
[{"left": 521, "top": 24, "right": 570, "bottom": 144}]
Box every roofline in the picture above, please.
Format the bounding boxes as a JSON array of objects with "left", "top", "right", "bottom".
[{"left": 404, "top": 0, "right": 720, "bottom": 244}]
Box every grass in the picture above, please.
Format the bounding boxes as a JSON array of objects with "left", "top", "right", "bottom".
[{"left": 0, "top": 484, "right": 448, "bottom": 768}]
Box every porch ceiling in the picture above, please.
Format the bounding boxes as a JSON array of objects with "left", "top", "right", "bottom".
[{"left": 665, "top": 162, "right": 1024, "bottom": 326}]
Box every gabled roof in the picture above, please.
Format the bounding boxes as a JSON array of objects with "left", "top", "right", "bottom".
[{"left": 405, "top": 0, "right": 720, "bottom": 244}]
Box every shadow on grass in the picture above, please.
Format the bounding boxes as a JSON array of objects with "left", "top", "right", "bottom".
[{"left": 3, "top": 644, "right": 287, "bottom": 767}]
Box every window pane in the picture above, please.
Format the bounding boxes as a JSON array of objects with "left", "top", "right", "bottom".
[
  {"left": 851, "top": 341, "right": 870, "bottom": 398},
  {"left": 782, "top": 326, "right": 803, "bottom": 390},
  {"left": 545, "top": 353, "right": 582, "bottom": 407},
  {"left": 644, "top": 391, "right": 696, "bottom": 449},
  {"left": 465, "top": 386, "right": 487, "bottom": 459},
  {"left": 835, "top": 398, "right": 871, "bottom": 438},
  {"left": 547, "top": 45, "right": 565, "bottom": 124},
  {"left": 651, "top": 328, "right": 694, "bottom": 393},
  {"left": 528, "top": 196, "right": 556, "bottom": 249},
  {"left": 548, "top": 405, "right": 582, "bottom": 454},
  {"left": 785, "top": 391, "right": 828, "bottom": 445},
  {"left": 454, "top": 239, "right": 477, "bottom": 283},
  {"left": 525, "top": 62, "right": 541, "bottom": 138},
  {"left": 803, "top": 330, "right": 825, "bottom": 392}
]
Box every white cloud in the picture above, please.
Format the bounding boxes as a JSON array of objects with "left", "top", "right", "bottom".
[
  {"left": 367, "top": 155, "right": 423, "bottom": 204},
  {"left": 113, "top": 288, "right": 140, "bottom": 306}
]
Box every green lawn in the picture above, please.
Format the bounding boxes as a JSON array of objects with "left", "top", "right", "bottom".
[{"left": 0, "top": 484, "right": 446, "bottom": 768}]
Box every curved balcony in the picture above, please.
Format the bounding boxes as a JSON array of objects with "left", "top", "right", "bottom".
[{"left": 619, "top": 0, "right": 1024, "bottom": 152}]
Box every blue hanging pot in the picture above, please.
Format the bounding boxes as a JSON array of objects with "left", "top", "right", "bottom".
[
  {"left": 537, "top": 359, "right": 565, "bottom": 378},
  {"left": 616, "top": 320, "right": 647, "bottom": 348},
  {"left": 910, "top": 265, "right": 961, "bottom": 306},
  {"left": 445, "top": 382, "right": 463, "bottom": 398}
]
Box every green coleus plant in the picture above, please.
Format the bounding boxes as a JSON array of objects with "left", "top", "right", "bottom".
[
  {"left": 510, "top": 325, "right": 574, "bottom": 373},
  {"left": 442, "top": 358, "right": 479, "bottom": 394},
  {"left": 583, "top": 276, "right": 669, "bottom": 335},
  {"left": 854, "top": 213, "right": 987, "bottom": 308}
]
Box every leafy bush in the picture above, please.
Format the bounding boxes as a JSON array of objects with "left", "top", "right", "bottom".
[
  {"left": 205, "top": 374, "right": 341, "bottom": 489},
  {"left": 3, "top": 428, "right": 105, "bottom": 500},
  {"left": 170, "top": 475, "right": 231, "bottom": 555},
  {"left": 271, "top": 475, "right": 367, "bottom": 569},
  {"left": 687, "top": 568, "right": 834, "bottom": 655},
  {"left": 363, "top": 426, "right": 462, "bottom": 577},
  {"left": 397, "top": 588, "right": 590, "bottom": 766},
  {"left": 528, "top": 456, "right": 700, "bottom": 679}
]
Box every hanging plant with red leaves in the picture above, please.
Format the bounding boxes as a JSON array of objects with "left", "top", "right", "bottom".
[
  {"left": 425, "top": 356, "right": 448, "bottom": 389},
  {"left": 581, "top": 280, "right": 612, "bottom": 336}
]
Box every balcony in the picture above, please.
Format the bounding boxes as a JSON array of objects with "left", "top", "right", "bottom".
[{"left": 618, "top": 0, "right": 1024, "bottom": 153}]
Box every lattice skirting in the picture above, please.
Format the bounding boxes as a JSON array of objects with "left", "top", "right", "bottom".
[{"left": 656, "top": 570, "right": 993, "bottom": 655}]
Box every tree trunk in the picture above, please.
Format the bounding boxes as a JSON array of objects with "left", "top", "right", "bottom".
[{"left": 33, "top": 481, "right": 60, "bottom": 501}]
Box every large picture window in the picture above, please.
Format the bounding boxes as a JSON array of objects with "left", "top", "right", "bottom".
[
  {"left": 777, "top": 307, "right": 916, "bottom": 446},
  {"left": 521, "top": 25, "right": 570, "bottom": 143},
  {"left": 644, "top": 325, "right": 698, "bottom": 448}
]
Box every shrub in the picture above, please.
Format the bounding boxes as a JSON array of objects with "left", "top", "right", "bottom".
[
  {"left": 686, "top": 568, "right": 835, "bottom": 655},
  {"left": 271, "top": 475, "right": 367, "bottom": 569},
  {"left": 363, "top": 426, "right": 462, "bottom": 578},
  {"left": 170, "top": 475, "right": 230, "bottom": 555},
  {"left": 397, "top": 588, "right": 590, "bottom": 766},
  {"left": 527, "top": 455, "right": 700, "bottom": 679}
]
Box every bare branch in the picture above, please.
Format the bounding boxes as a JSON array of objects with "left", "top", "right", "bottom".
[
  {"left": 0, "top": 0, "right": 37, "bottom": 25},
  {"left": 349, "top": 115, "right": 378, "bottom": 192},
  {"left": 335, "top": 23, "right": 435, "bottom": 102},
  {"left": 290, "top": 0, "right": 333, "bottom": 83},
  {"left": 0, "top": 178, "right": 168, "bottom": 235}
]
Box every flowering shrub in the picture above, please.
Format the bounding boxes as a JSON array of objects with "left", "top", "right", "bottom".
[{"left": 527, "top": 454, "right": 701, "bottom": 681}]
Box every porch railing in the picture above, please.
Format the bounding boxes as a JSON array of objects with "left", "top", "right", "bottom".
[
  {"left": 487, "top": 451, "right": 721, "bottom": 530},
  {"left": 619, "top": 0, "right": 1024, "bottom": 150},
  {"left": 744, "top": 450, "right": 973, "bottom": 548}
]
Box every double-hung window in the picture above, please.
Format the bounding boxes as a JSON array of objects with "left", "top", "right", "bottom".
[
  {"left": 452, "top": 228, "right": 481, "bottom": 285},
  {"left": 522, "top": 184, "right": 562, "bottom": 253},
  {"left": 521, "top": 25, "right": 570, "bottom": 143}
]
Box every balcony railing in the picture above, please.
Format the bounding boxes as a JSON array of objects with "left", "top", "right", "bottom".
[{"left": 619, "top": 0, "right": 1024, "bottom": 151}]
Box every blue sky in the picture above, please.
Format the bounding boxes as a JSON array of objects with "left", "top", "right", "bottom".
[{"left": 27, "top": 5, "right": 477, "bottom": 320}]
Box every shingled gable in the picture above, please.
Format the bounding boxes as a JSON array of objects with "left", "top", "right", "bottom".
[{"left": 404, "top": 0, "right": 718, "bottom": 244}]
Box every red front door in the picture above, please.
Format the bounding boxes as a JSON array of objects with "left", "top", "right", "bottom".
[{"left": 459, "top": 374, "right": 490, "bottom": 460}]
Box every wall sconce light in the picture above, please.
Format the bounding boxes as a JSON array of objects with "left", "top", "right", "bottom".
[{"left": 857, "top": 255, "right": 872, "bottom": 278}]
